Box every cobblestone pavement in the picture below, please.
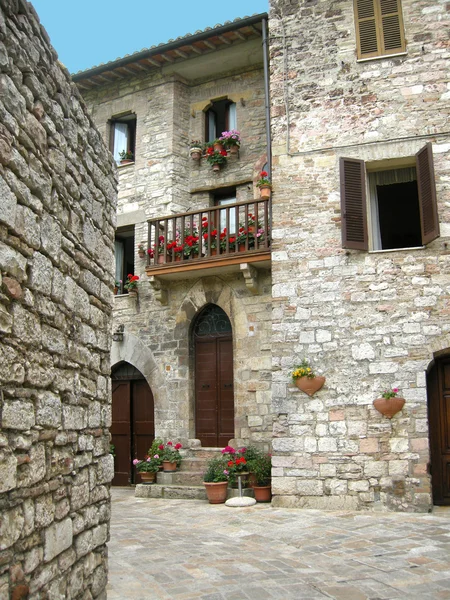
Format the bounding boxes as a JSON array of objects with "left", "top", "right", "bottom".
[{"left": 108, "top": 488, "right": 450, "bottom": 600}]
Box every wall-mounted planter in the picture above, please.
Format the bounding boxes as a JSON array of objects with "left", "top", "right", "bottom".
[
  {"left": 373, "top": 397, "right": 405, "bottom": 419},
  {"left": 190, "top": 147, "right": 202, "bottom": 160},
  {"left": 294, "top": 376, "right": 325, "bottom": 397}
]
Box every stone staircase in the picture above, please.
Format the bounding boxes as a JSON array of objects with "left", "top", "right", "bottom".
[{"left": 135, "top": 447, "right": 255, "bottom": 501}]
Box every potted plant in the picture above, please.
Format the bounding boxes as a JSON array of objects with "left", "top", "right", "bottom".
[
  {"left": 173, "top": 244, "right": 184, "bottom": 262},
  {"left": 137, "top": 241, "right": 146, "bottom": 258},
  {"left": 202, "top": 229, "right": 219, "bottom": 255},
  {"left": 212, "top": 138, "right": 225, "bottom": 152},
  {"left": 124, "top": 273, "right": 139, "bottom": 296},
  {"left": 133, "top": 455, "right": 160, "bottom": 484},
  {"left": 252, "top": 452, "right": 272, "bottom": 502},
  {"left": 205, "top": 145, "right": 227, "bottom": 172},
  {"left": 219, "top": 129, "right": 241, "bottom": 155},
  {"left": 158, "top": 440, "right": 182, "bottom": 471},
  {"left": 373, "top": 388, "right": 405, "bottom": 418},
  {"left": 219, "top": 229, "right": 236, "bottom": 253},
  {"left": 256, "top": 170, "right": 272, "bottom": 199},
  {"left": 113, "top": 280, "right": 121, "bottom": 295},
  {"left": 292, "top": 358, "right": 325, "bottom": 396},
  {"left": 203, "top": 456, "right": 229, "bottom": 503},
  {"left": 221, "top": 446, "right": 250, "bottom": 488},
  {"left": 118, "top": 150, "right": 134, "bottom": 165},
  {"left": 189, "top": 140, "right": 203, "bottom": 160}
]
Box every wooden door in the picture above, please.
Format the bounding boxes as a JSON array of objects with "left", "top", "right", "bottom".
[
  {"left": 428, "top": 358, "right": 450, "bottom": 505},
  {"left": 111, "top": 369, "right": 155, "bottom": 485},
  {"left": 111, "top": 381, "right": 131, "bottom": 486},
  {"left": 195, "top": 335, "right": 234, "bottom": 447}
]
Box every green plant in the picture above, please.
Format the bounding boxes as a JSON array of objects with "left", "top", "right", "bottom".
[
  {"left": 189, "top": 140, "right": 203, "bottom": 150},
  {"left": 252, "top": 453, "right": 272, "bottom": 486},
  {"left": 158, "top": 441, "right": 183, "bottom": 466},
  {"left": 381, "top": 387, "right": 400, "bottom": 399},
  {"left": 256, "top": 170, "right": 271, "bottom": 188},
  {"left": 109, "top": 444, "right": 116, "bottom": 457},
  {"left": 133, "top": 455, "right": 159, "bottom": 473},
  {"left": 205, "top": 145, "right": 228, "bottom": 166},
  {"left": 203, "top": 456, "right": 229, "bottom": 483},
  {"left": 292, "top": 358, "right": 316, "bottom": 381},
  {"left": 119, "top": 149, "right": 134, "bottom": 161},
  {"left": 219, "top": 130, "right": 241, "bottom": 148},
  {"left": 124, "top": 274, "right": 139, "bottom": 291}
]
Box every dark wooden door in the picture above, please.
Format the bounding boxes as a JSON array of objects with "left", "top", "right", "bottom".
[
  {"left": 111, "top": 374, "right": 154, "bottom": 485},
  {"left": 428, "top": 358, "right": 450, "bottom": 505},
  {"left": 195, "top": 336, "right": 234, "bottom": 447}
]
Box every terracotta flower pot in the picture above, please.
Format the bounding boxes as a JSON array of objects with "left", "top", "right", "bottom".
[
  {"left": 203, "top": 481, "right": 228, "bottom": 504},
  {"left": 212, "top": 163, "right": 221, "bottom": 172},
  {"left": 119, "top": 159, "right": 133, "bottom": 165},
  {"left": 238, "top": 243, "right": 247, "bottom": 252},
  {"left": 139, "top": 471, "right": 156, "bottom": 484},
  {"left": 174, "top": 255, "right": 182, "bottom": 262},
  {"left": 138, "top": 250, "right": 145, "bottom": 258},
  {"left": 294, "top": 376, "right": 325, "bottom": 397},
  {"left": 210, "top": 248, "right": 218, "bottom": 256},
  {"left": 213, "top": 142, "right": 224, "bottom": 152},
  {"left": 190, "top": 148, "right": 202, "bottom": 160},
  {"left": 162, "top": 460, "right": 177, "bottom": 472},
  {"left": 128, "top": 290, "right": 138, "bottom": 297},
  {"left": 259, "top": 185, "right": 271, "bottom": 199},
  {"left": 113, "top": 286, "right": 118, "bottom": 295},
  {"left": 157, "top": 254, "right": 166, "bottom": 264},
  {"left": 229, "top": 145, "right": 239, "bottom": 155},
  {"left": 254, "top": 485, "right": 272, "bottom": 502},
  {"left": 373, "top": 397, "right": 405, "bottom": 419}
]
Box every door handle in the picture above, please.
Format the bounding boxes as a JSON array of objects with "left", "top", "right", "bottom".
[
  {"left": 224, "top": 383, "right": 233, "bottom": 389},
  {"left": 202, "top": 384, "right": 210, "bottom": 389}
]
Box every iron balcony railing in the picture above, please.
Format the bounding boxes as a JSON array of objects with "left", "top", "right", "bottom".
[{"left": 146, "top": 198, "right": 271, "bottom": 267}]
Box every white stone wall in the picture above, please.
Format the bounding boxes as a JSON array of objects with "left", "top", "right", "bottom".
[
  {"left": 0, "top": 0, "right": 116, "bottom": 596},
  {"left": 269, "top": 0, "right": 450, "bottom": 511}
]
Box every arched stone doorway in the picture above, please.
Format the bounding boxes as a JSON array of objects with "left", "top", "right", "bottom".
[
  {"left": 193, "top": 304, "right": 234, "bottom": 447},
  {"left": 111, "top": 362, "right": 155, "bottom": 485}
]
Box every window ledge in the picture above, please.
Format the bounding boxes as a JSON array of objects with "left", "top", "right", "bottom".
[
  {"left": 357, "top": 52, "right": 407, "bottom": 64},
  {"left": 369, "top": 246, "right": 425, "bottom": 254},
  {"left": 117, "top": 161, "right": 135, "bottom": 168}
]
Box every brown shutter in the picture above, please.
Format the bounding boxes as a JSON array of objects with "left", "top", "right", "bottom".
[
  {"left": 416, "top": 143, "right": 439, "bottom": 245},
  {"left": 354, "top": 0, "right": 405, "bottom": 59},
  {"left": 355, "top": 0, "right": 380, "bottom": 59},
  {"left": 340, "top": 158, "right": 368, "bottom": 250},
  {"left": 379, "top": 0, "right": 405, "bottom": 55}
]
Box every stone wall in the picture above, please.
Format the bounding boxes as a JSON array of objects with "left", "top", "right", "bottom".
[
  {"left": 0, "top": 0, "right": 117, "bottom": 597},
  {"left": 269, "top": 0, "right": 450, "bottom": 511}
]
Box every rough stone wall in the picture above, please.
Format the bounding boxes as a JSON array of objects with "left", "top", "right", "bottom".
[
  {"left": 0, "top": 1, "right": 117, "bottom": 597},
  {"left": 269, "top": 0, "right": 450, "bottom": 511},
  {"left": 82, "top": 47, "right": 273, "bottom": 450}
]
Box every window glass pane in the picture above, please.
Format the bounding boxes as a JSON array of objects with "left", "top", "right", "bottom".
[
  {"left": 218, "top": 197, "right": 237, "bottom": 233},
  {"left": 114, "top": 240, "right": 124, "bottom": 291},
  {"left": 228, "top": 103, "right": 237, "bottom": 130},
  {"left": 208, "top": 111, "right": 216, "bottom": 142},
  {"left": 113, "top": 122, "right": 129, "bottom": 163}
]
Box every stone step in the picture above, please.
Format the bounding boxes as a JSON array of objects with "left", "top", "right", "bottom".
[
  {"left": 157, "top": 470, "right": 205, "bottom": 486},
  {"left": 184, "top": 447, "right": 223, "bottom": 460},
  {"left": 135, "top": 483, "right": 255, "bottom": 501}
]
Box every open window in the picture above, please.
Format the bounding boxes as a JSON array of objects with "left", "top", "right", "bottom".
[
  {"left": 213, "top": 188, "right": 237, "bottom": 234},
  {"left": 205, "top": 99, "right": 236, "bottom": 142},
  {"left": 340, "top": 144, "right": 439, "bottom": 251},
  {"left": 110, "top": 114, "right": 136, "bottom": 164},
  {"left": 115, "top": 226, "right": 135, "bottom": 293},
  {"left": 354, "top": 0, "right": 406, "bottom": 60}
]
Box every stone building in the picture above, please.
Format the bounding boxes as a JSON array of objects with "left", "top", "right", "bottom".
[
  {"left": 73, "top": 15, "right": 274, "bottom": 486},
  {"left": 0, "top": 0, "right": 116, "bottom": 597},
  {"left": 269, "top": 0, "right": 450, "bottom": 511},
  {"left": 74, "top": 0, "right": 450, "bottom": 512}
]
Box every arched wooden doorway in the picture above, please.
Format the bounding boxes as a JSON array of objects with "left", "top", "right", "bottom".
[
  {"left": 193, "top": 305, "right": 234, "bottom": 447},
  {"left": 111, "top": 362, "right": 155, "bottom": 485},
  {"left": 427, "top": 355, "right": 450, "bottom": 505}
]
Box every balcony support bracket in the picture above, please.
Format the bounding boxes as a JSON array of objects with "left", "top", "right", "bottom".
[
  {"left": 240, "top": 263, "right": 259, "bottom": 294},
  {"left": 148, "top": 276, "right": 168, "bottom": 305}
]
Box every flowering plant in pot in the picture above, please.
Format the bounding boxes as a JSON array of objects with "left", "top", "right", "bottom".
[
  {"left": 158, "top": 440, "right": 182, "bottom": 471},
  {"left": 219, "top": 129, "right": 241, "bottom": 154},
  {"left": 137, "top": 241, "right": 146, "bottom": 258},
  {"left": 124, "top": 274, "right": 139, "bottom": 294},
  {"left": 219, "top": 229, "right": 236, "bottom": 253},
  {"left": 133, "top": 455, "right": 160, "bottom": 483},
  {"left": 203, "top": 456, "right": 229, "bottom": 503},
  {"left": 202, "top": 229, "right": 219, "bottom": 254},
  {"left": 189, "top": 140, "right": 203, "bottom": 160},
  {"left": 256, "top": 170, "right": 272, "bottom": 198},
  {"left": 205, "top": 145, "right": 228, "bottom": 171},
  {"left": 250, "top": 452, "right": 272, "bottom": 502},
  {"left": 373, "top": 388, "right": 405, "bottom": 419},
  {"left": 221, "top": 446, "right": 249, "bottom": 488},
  {"left": 292, "top": 358, "right": 325, "bottom": 396},
  {"left": 183, "top": 234, "right": 200, "bottom": 258},
  {"left": 113, "top": 280, "right": 122, "bottom": 295},
  {"left": 118, "top": 149, "right": 134, "bottom": 164}
]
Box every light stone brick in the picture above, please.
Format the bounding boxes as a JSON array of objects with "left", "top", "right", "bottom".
[{"left": 44, "top": 518, "right": 73, "bottom": 562}]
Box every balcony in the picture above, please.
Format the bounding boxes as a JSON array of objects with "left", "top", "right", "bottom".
[{"left": 144, "top": 198, "right": 271, "bottom": 283}]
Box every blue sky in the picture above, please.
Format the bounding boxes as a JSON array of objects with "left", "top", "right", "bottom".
[{"left": 32, "top": 0, "right": 269, "bottom": 74}]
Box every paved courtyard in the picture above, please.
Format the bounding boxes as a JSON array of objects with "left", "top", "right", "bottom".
[{"left": 108, "top": 488, "right": 450, "bottom": 599}]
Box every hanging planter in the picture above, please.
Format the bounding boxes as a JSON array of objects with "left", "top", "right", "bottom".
[
  {"left": 189, "top": 141, "right": 203, "bottom": 161},
  {"left": 256, "top": 171, "right": 272, "bottom": 200},
  {"left": 373, "top": 388, "right": 405, "bottom": 418},
  {"left": 292, "top": 359, "right": 325, "bottom": 397},
  {"left": 258, "top": 185, "right": 272, "bottom": 200},
  {"left": 212, "top": 163, "right": 221, "bottom": 172}
]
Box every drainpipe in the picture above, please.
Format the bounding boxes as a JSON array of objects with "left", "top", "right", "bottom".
[{"left": 261, "top": 17, "right": 272, "bottom": 230}]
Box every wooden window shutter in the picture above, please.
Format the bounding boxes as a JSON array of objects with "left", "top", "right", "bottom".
[
  {"left": 340, "top": 158, "right": 368, "bottom": 250},
  {"left": 354, "top": 0, "right": 405, "bottom": 59},
  {"left": 416, "top": 143, "right": 439, "bottom": 245}
]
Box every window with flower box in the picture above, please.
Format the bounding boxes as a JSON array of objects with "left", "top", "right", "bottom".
[
  {"left": 110, "top": 113, "right": 136, "bottom": 164},
  {"left": 205, "top": 99, "right": 236, "bottom": 142}
]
